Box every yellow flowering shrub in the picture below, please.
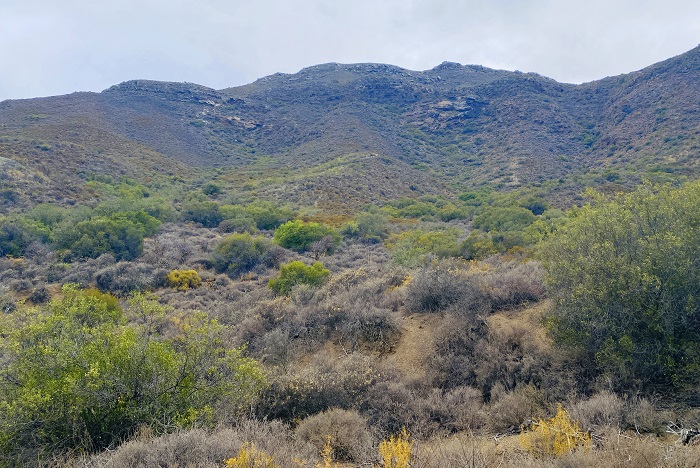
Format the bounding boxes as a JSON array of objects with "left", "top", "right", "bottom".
[
  {"left": 519, "top": 404, "right": 591, "bottom": 457},
  {"left": 376, "top": 427, "right": 412, "bottom": 468},
  {"left": 225, "top": 442, "right": 279, "bottom": 468},
  {"left": 166, "top": 269, "right": 202, "bottom": 290}
]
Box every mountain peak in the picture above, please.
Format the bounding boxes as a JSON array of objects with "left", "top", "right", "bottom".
[{"left": 103, "top": 80, "right": 216, "bottom": 95}]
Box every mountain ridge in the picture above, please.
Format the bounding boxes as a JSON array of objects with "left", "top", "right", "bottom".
[{"left": 1, "top": 46, "right": 699, "bottom": 211}]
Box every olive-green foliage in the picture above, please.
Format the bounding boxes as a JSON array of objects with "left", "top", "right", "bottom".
[
  {"left": 341, "top": 211, "right": 388, "bottom": 243},
  {"left": 380, "top": 196, "right": 470, "bottom": 221},
  {"left": 519, "top": 196, "right": 549, "bottom": 216},
  {"left": 182, "top": 199, "right": 223, "bottom": 227},
  {"left": 461, "top": 230, "right": 498, "bottom": 260},
  {"left": 245, "top": 201, "right": 294, "bottom": 230},
  {"left": 86, "top": 178, "right": 176, "bottom": 222},
  {"left": 213, "top": 233, "right": 278, "bottom": 278},
  {"left": 268, "top": 261, "right": 330, "bottom": 295},
  {"left": 85, "top": 177, "right": 149, "bottom": 200},
  {"left": 0, "top": 219, "right": 29, "bottom": 257},
  {"left": 273, "top": 220, "right": 340, "bottom": 253},
  {"left": 436, "top": 202, "right": 471, "bottom": 221},
  {"left": 458, "top": 190, "right": 490, "bottom": 205},
  {"left": 27, "top": 203, "right": 69, "bottom": 227},
  {"left": 96, "top": 196, "right": 175, "bottom": 222},
  {"left": 542, "top": 182, "right": 700, "bottom": 391},
  {"left": 0, "top": 285, "right": 265, "bottom": 461},
  {"left": 472, "top": 206, "right": 537, "bottom": 232},
  {"left": 220, "top": 201, "right": 294, "bottom": 232},
  {"left": 521, "top": 209, "right": 565, "bottom": 244},
  {"left": 201, "top": 183, "right": 221, "bottom": 196},
  {"left": 385, "top": 229, "right": 461, "bottom": 267},
  {"left": 53, "top": 210, "right": 160, "bottom": 261},
  {"left": 219, "top": 204, "right": 256, "bottom": 232}
]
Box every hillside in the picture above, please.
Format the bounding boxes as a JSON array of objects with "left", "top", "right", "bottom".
[
  {"left": 1, "top": 46, "right": 699, "bottom": 212},
  {"left": 1, "top": 47, "right": 700, "bottom": 467}
]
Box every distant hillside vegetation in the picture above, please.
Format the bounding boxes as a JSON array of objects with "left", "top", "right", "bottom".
[{"left": 1, "top": 46, "right": 699, "bottom": 212}]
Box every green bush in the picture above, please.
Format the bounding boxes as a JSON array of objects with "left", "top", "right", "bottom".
[
  {"left": 461, "top": 230, "right": 498, "bottom": 260},
  {"left": 472, "top": 206, "right": 537, "bottom": 232},
  {"left": 213, "top": 233, "right": 280, "bottom": 278},
  {"left": 27, "top": 203, "right": 68, "bottom": 227},
  {"left": 95, "top": 195, "right": 175, "bottom": 222},
  {"left": 202, "top": 183, "right": 222, "bottom": 196},
  {"left": 0, "top": 219, "right": 29, "bottom": 257},
  {"left": 437, "top": 202, "right": 471, "bottom": 221},
  {"left": 269, "top": 261, "right": 330, "bottom": 295},
  {"left": 53, "top": 211, "right": 160, "bottom": 261},
  {"left": 341, "top": 211, "right": 388, "bottom": 243},
  {"left": 245, "top": 201, "right": 294, "bottom": 230},
  {"left": 0, "top": 286, "right": 265, "bottom": 461},
  {"left": 385, "top": 229, "right": 461, "bottom": 267},
  {"left": 272, "top": 220, "right": 340, "bottom": 253},
  {"left": 182, "top": 199, "right": 223, "bottom": 227},
  {"left": 542, "top": 182, "right": 700, "bottom": 391},
  {"left": 520, "top": 196, "right": 549, "bottom": 216}
]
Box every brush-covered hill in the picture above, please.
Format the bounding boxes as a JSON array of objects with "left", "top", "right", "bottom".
[
  {"left": 2, "top": 47, "right": 700, "bottom": 467},
  {"left": 1, "top": 45, "right": 699, "bottom": 211}
]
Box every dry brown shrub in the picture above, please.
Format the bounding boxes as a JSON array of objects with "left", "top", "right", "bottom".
[
  {"left": 256, "top": 352, "right": 380, "bottom": 422},
  {"left": 570, "top": 391, "right": 624, "bottom": 430},
  {"left": 479, "top": 259, "right": 545, "bottom": 310},
  {"left": 95, "top": 261, "right": 167, "bottom": 296},
  {"left": 335, "top": 305, "right": 401, "bottom": 354},
  {"left": 486, "top": 384, "right": 551, "bottom": 434},
  {"left": 86, "top": 420, "right": 318, "bottom": 468},
  {"left": 411, "top": 433, "right": 523, "bottom": 468},
  {"left": 404, "top": 430, "right": 700, "bottom": 468},
  {"left": 404, "top": 261, "right": 485, "bottom": 314},
  {"left": 295, "top": 408, "right": 373, "bottom": 462},
  {"left": 625, "top": 397, "right": 666, "bottom": 434}
]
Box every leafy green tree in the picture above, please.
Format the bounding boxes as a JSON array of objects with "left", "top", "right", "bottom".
[
  {"left": 542, "top": 182, "right": 700, "bottom": 391},
  {"left": 437, "top": 202, "right": 470, "bottom": 221},
  {"left": 0, "top": 286, "right": 264, "bottom": 462},
  {"left": 273, "top": 220, "right": 340, "bottom": 253},
  {"left": 269, "top": 261, "right": 330, "bottom": 295},
  {"left": 212, "top": 233, "right": 279, "bottom": 278}
]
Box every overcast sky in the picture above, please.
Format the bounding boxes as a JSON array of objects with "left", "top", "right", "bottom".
[{"left": 1, "top": 0, "right": 699, "bottom": 101}]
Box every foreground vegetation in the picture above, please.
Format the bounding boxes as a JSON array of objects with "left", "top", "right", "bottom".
[{"left": 0, "top": 172, "right": 699, "bottom": 466}]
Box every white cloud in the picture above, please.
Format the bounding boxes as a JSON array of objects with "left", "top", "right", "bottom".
[{"left": 1, "top": 0, "right": 698, "bottom": 100}]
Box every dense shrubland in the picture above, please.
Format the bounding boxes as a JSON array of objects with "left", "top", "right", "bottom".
[{"left": 0, "top": 174, "right": 699, "bottom": 466}]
